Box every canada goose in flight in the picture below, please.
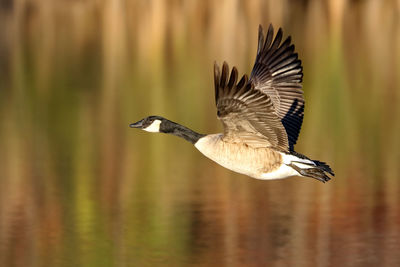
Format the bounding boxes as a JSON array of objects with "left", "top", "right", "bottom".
[{"left": 130, "top": 25, "right": 334, "bottom": 182}]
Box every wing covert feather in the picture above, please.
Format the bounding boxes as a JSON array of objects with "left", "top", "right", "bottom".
[{"left": 214, "top": 62, "right": 289, "bottom": 150}]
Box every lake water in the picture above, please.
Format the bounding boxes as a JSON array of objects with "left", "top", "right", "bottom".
[{"left": 1, "top": 1, "right": 400, "bottom": 266}]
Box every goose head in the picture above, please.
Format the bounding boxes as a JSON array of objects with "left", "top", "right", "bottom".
[{"left": 130, "top": 116, "right": 170, "bottom": 133}]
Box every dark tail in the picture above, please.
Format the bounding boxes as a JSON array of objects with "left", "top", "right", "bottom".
[
  {"left": 312, "top": 160, "right": 334, "bottom": 176},
  {"left": 290, "top": 152, "right": 335, "bottom": 183}
]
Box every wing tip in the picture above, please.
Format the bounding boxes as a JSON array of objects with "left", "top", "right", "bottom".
[
  {"left": 220, "top": 61, "right": 229, "bottom": 88},
  {"left": 258, "top": 24, "right": 263, "bottom": 34},
  {"left": 222, "top": 61, "right": 229, "bottom": 71},
  {"left": 257, "top": 25, "right": 265, "bottom": 54},
  {"left": 214, "top": 61, "right": 220, "bottom": 103},
  {"left": 267, "top": 24, "right": 274, "bottom": 34},
  {"left": 228, "top": 66, "right": 238, "bottom": 89}
]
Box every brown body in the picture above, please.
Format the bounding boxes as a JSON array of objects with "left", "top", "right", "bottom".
[{"left": 194, "top": 134, "right": 297, "bottom": 179}]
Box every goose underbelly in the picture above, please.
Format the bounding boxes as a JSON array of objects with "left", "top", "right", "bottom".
[{"left": 194, "top": 134, "right": 291, "bottom": 179}]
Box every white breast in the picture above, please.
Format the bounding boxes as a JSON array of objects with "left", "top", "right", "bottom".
[{"left": 195, "top": 134, "right": 244, "bottom": 173}]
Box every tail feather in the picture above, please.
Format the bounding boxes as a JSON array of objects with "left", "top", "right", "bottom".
[
  {"left": 312, "top": 160, "right": 334, "bottom": 176},
  {"left": 299, "top": 166, "right": 331, "bottom": 183},
  {"left": 288, "top": 151, "right": 334, "bottom": 183}
]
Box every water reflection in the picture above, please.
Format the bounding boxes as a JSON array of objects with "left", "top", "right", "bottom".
[{"left": 1, "top": 0, "right": 400, "bottom": 266}]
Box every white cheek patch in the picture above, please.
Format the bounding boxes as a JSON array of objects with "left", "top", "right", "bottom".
[{"left": 144, "top": 119, "right": 162, "bottom": 132}]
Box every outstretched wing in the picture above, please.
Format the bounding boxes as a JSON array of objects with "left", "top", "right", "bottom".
[
  {"left": 250, "top": 24, "right": 304, "bottom": 151},
  {"left": 214, "top": 62, "right": 289, "bottom": 150}
]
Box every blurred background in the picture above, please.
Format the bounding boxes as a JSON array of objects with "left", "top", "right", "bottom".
[{"left": 0, "top": 0, "right": 400, "bottom": 266}]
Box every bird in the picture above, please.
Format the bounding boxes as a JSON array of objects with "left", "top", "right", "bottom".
[{"left": 130, "top": 24, "right": 334, "bottom": 182}]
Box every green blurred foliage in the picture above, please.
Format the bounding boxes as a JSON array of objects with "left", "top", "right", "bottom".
[{"left": 0, "top": 0, "right": 399, "bottom": 266}]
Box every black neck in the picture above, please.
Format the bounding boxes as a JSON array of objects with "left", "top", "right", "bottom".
[{"left": 161, "top": 120, "right": 205, "bottom": 144}]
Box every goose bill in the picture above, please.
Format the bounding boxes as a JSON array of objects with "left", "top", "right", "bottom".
[{"left": 129, "top": 120, "right": 144, "bottom": 128}]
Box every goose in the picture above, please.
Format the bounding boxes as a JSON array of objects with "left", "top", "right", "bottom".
[{"left": 130, "top": 24, "right": 334, "bottom": 182}]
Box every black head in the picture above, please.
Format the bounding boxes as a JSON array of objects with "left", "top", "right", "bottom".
[
  {"left": 129, "top": 116, "right": 169, "bottom": 133},
  {"left": 130, "top": 115, "right": 205, "bottom": 143}
]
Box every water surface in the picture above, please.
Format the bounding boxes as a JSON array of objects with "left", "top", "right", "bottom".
[{"left": 1, "top": 1, "right": 400, "bottom": 266}]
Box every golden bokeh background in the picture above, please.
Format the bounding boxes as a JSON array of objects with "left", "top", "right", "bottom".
[{"left": 0, "top": 0, "right": 399, "bottom": 266}]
